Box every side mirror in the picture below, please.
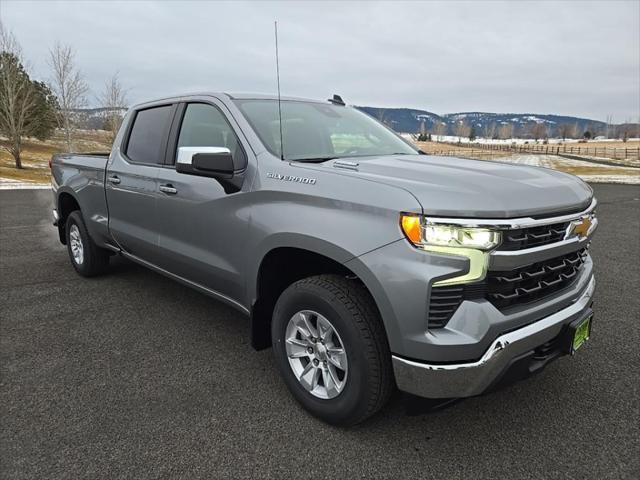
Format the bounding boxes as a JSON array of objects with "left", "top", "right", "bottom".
[
  {"left": 176, "top": 146, "right": 243, "bottom": 194},
  {"left": 176, "top": 147, "right": 234, "bottom": 179}
]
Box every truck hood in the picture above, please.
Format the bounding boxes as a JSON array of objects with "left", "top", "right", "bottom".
[{"left": 307, "top": 155, "right": 593, "bottom": 218}]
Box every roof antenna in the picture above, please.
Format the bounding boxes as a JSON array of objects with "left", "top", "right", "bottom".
[{"left": 274, "top": 21, "right": 285, "bottom": 161}]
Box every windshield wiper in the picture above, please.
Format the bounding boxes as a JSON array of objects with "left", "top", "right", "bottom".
[
  {"left": 292, "top": 152, "right": 418, "bottom": 163},
  {"left": 290, "top": 157, "right": 337, "bottom": 163},
  {"left": 383, "top": 152, "right": 423, "bottom": 156}
]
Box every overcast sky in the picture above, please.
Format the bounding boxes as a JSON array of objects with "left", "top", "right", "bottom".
[{"left": 2, "top": 0, "right": 639, "bottom": 122}]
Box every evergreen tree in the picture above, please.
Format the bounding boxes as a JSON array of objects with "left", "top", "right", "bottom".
[
  {"left": 0, "top": 51, "right": 57, "bottom": 168},
  {"left": 30, "top": 81, "right": 58, "bottom": 140}
]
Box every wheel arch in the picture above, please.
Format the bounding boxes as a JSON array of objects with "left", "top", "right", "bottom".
[
  {"left": 248, "top": 238, "right": 388, "bottom": 351},
  {"left": 56, "top": 189, "right": 81, "bottom": 244}
]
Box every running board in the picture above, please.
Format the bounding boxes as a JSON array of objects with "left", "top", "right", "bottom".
[{"left": 119, "top": 251, "right": 250, "bottom": 315}]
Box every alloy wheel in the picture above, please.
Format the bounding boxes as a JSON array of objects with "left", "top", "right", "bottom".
[
  {"left": 69, "top": 224, "right": 84, "bottom": 265},
  {"left": 285, "top": 310, "right": 348, "bottom": 399}
]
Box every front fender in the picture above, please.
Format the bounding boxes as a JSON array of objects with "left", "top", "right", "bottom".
[
  {"left": 245, "top": 232, "right": 359, "bottom": 305},
  {"left": 345, "top": 239, "right": 469, "bottom": 357}
]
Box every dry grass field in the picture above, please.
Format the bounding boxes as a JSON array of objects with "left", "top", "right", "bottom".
[
  {"left": 555, "top": 140, "right": 639, "bottom": 149},
  {"left": 0, "top": 130, "right": 112, "bottom": 183},
  {"left": 415, "top": 140, "right": 639, "bottom": 183},
  {"left": 489, "top": 154, "right": 639, "bottom": 182},
  {"left": 415, "top": 141, "right": 514, "bottom": 160},
  {"left": 417, "top": 139, "right": 640, "bottom": 166}
]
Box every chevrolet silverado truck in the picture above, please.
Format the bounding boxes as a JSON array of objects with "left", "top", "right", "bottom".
[{"left": 51, "top": 93, "right": 597, "bottom": 425}]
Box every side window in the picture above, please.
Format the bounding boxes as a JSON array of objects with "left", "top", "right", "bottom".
[
  {"left": 177, "top": 103, "right": 247, "bottom": 170},
  {"left": 126, "top": 105, "right": 172, "bottom": 164}
]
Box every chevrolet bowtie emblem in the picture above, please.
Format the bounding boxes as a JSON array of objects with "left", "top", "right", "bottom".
[{"left": 566, "top": 215, "right": 593, "bottom": 240}]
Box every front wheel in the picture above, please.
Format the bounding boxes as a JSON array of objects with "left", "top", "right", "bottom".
[{"left": 272, "top": 274, "right": 394, "bottom": 426}]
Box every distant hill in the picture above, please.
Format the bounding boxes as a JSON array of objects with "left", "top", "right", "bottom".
[
  {"left": 355, "top": 106, "right": 637, "bottom": 139},
  {"left": 71, "top": 106, "right": 637, "bottom": 139},
  {"left": 355, "top": 107, "right": 444, "bottom": 133},
  {"left": 71, "top": 107, "right": 128, "bottom": 130}
]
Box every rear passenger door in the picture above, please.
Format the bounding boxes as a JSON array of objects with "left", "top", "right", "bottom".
[
  {"left": 106, "top": 104, "right": 175, "bottom": 263},
  {"left": 153, "top": 100, "right": 250, "bottom": 302}
]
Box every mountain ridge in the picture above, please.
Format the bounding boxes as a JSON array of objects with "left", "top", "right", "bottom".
[
  {"left": 355, "top": 106, "right": 637, "bottom": 138},
  {"left": 71, "top": 106, "right": 638, "bottom": 139}
]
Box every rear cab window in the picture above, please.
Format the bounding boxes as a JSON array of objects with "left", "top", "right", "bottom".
[{"left": 125, "top": 105, "right": 173, "bottom": 164}]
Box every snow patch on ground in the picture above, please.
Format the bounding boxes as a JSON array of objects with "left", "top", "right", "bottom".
[
  {"left": 402, "top": 134, "right": 640, "bottom": 146},
  {"left": 0, "top": 178, "right": 50, "bottom": 190},
  {"left": 566, "top": 154, "right": 640, "bottom": 168},
  {"left": 576, "top": 175, "right": 640, "bottom": 184},
  {"left": 485, "top": 155, "right": 640, "bottom": 184},
  {"left": 488, "top": 154, "right": 580, "bottom": 167}
]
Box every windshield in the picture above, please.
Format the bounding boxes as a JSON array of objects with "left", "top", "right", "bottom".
[{"left": 234, "top": 99, "right": 418, "bottom": 161}]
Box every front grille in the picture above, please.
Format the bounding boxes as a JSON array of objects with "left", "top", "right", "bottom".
[
  {"left": 498, "top": 222, "right": 569, "bottom": 251},
  {"left": 428, "top": 286, "right": 464, "bottom": 328},
  {"left": 428, "top": 248, "right": 589, "bottom": 329},
  {"left": 486, "top": 248, "right": 588, "bottom": 310},
  {"left": 428, "top": 283, "right": 486, "bottom": 328}
]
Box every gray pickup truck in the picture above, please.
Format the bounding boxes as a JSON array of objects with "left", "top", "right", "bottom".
[{"left": 51, "top": 93, "right": 597, "bottom": 425}]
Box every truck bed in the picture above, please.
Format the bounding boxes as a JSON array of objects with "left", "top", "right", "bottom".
[
  {"left": 52, "top": 152, "right": 110, "bottom": 167},
  {"left": 51, "top": 152, "right": 112, "bottom": 247}
]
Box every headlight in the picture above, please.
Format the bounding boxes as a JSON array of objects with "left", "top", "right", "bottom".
[
  {"left": 400, "top": 214, "right": 501, "bottom": 250},
  {"left": 400, "top": 214, "right": 502, "bottom": 286}
]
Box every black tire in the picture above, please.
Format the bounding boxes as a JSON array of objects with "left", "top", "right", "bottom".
[
  {"left": 272, "top": 274, "right": 394, "bottom": 426},
  {"left": 65, "top": 210, "right": 109, "bottom": 277}
]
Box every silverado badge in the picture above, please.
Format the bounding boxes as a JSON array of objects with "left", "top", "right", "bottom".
[{"left": 266, "top": 172, "right": 316, "bottom": 185}]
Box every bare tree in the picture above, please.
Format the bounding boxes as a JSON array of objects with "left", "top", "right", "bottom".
[
  {"left": 433, "top": 122, "right": 447, "bottom": 141},
  {"left": 605, "top": 114, "right": 613, "bottom": 139},
  {"left": 529, "top": 122, "right": 548, "bottom": 142},
  {"left": 558, "top": 123, "right": 574, "bottom": 141},
  {"left": 99, "top": 72, "right": 128, "bottom": 142},
  {"left": 482, "top": 122, "right": 496, "bottom": 140},
  {"left": 454, "top": 121, "right": 470, "bottom": 141},
  {"left": 617, "top": 119, "right": 638, "bottom": 142},
  {"left": 0, "top": 23, "right": 40, "bottom": 168},
  {"left": 498, "top": 123, "right": 513, "bottom": 140},
  {"left": 49, "top": 42, "right": 88, "bottom": 151},
  {"left": 621, "top": 126, "right": 629, "bottom": 142}
]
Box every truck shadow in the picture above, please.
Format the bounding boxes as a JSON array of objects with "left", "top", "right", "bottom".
[
  {"left": 97, "top": 254, "right": 578, "bottom": 431},
  {"left": 401, "top": 394, "right": 463, "bottom": 416}
]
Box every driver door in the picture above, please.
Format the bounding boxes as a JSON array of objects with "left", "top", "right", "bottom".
[{"left": 153, "top": 100, "right": 251, "bottom": 303}]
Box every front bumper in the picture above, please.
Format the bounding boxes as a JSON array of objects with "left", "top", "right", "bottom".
[{"left": 392, "top": 275, "right": 595, "bottom": 398}]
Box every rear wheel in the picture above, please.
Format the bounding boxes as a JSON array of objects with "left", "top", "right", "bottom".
[
  {"left": 65, "top": 211, "right": 109, "bottom": 277},
  {"left": 272, "top": 274, "right": 394, "bottom": 426}
]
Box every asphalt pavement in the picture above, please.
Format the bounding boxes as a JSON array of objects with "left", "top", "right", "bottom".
[{"left": 1, "top": 185, "right": 639, "bottom": 479}]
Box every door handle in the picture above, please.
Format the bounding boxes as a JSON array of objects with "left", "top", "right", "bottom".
[
  {"left": 108, "top": 175, "right": 121, "bottom": 185},
  {"left": 159, "top": 184, "right": 178, "bottom": 194}
]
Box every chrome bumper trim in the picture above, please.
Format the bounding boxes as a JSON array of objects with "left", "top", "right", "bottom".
[{"left": 392, "top": 276, "right": 595, "bottom": 399}]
